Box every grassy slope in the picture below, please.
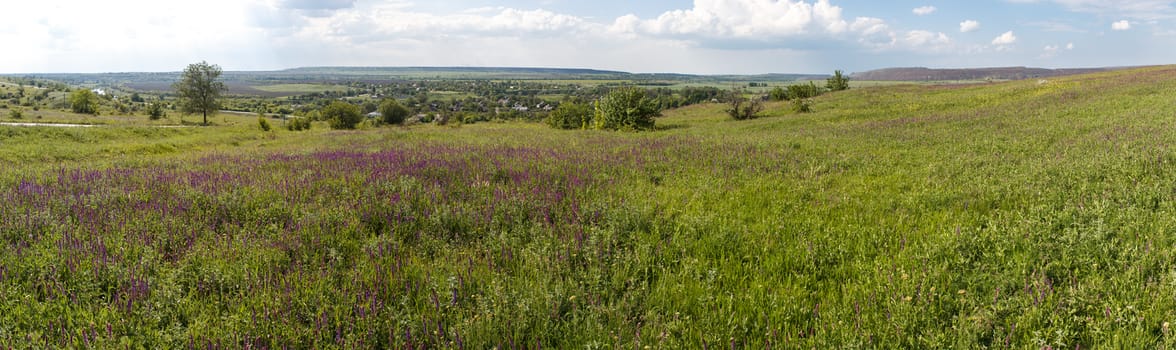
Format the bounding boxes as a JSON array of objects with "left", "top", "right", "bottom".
[{"left": 2, "top": 66, "right": 1176, "bottom": 348}]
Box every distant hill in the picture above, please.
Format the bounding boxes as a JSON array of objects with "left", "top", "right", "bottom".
[
  {"left": 280, "top": 66, "right": 629, "bottom": 76},
  {"left": 851, "top": 66, "right": 1131, "bottom": 81}
]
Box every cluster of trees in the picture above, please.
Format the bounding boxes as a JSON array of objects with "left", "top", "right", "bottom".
[
  {"left": 768, "top": 70, "right": 850, "bottom": 102},
  {"left": 163, "top": 64, "right": 850, "bottom": 129},
  {"left": 546, "top": 87, "right": 661, "bottom": 131}
]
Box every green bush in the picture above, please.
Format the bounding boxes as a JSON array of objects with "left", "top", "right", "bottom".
[
  {"left": 787, "top": 82, "right": 822, "bottom": 100},
  {"left": 258, "top": 116, "right": 272, "bottom": 131},
  {"left": 545, "top": 101, "right": 593, "bottom": 129},
  {"left": 593, "top": 87, "right": 659, "bottom": 131},
  {"left": 378, "top": 99, "right": 410, "bottom": 125},
  {"left": 148, "top": 103, "right": 165, "bottom": 120},
  {"left": 791, "top": 98, "right": 813, "bottom": 113},
  {"left": 769, "top": 86, "right": 788, "bottom": 101},
  {"left": 826, "top": 70, "right": 850, "bottom": 92},
  {"left": 69, "top": 89, "right": 99, "bottom": 115},
  {"left": 322, "top": 101, "right": 362, "bottom": 130},
  {"left": 286, "top": 117, "right": 311, "bottom": 131}
]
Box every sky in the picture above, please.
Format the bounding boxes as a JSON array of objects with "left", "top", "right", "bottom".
[{"left": 1, "top": 0, "right": 1174, "bottom": 74}]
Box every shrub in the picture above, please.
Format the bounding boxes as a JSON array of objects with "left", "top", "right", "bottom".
[
  {"left": 322, "top": 101, "right": 362, "bottom": 130},
  {"left": 769, "top": 86, "right": 788, "bottom": 101},
  {"left": 792, "top": 98, "right": 813, "bottom": 113},
  {"left": 545, "top": 101, "right": 593, "bottom": 129},
  {"left": 258, "top": 115, "right": 272, "bottom": 131},
  {"left": 69, "top": 89, "right": 99, "bottom": 115},
  {"left": 594, "top": 87, "right": 659, "bottom": 131},
  {"left": 378, "top": 99, "right": 410, "bottom": 125},
  {"left": 726, "top": 90, "right": 763, "bottom": 120},
  {"left": 286, "top": 117, "right": 311, "bottom": 131},
  {"left": 9, "top": 107, "right": 22, "bottom": 119},
  {"left": 787, "top": 82, "right": 822, "bottom": 100},
  {"left": 148, "top": 103, "right": 165, "bottom": 120},
  {"left": 826, "top": 70, "right": 850, "bottom": 92}
]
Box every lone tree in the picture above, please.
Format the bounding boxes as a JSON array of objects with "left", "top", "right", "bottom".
[
  {"left": 378, "top": 99, "right": 410, "bottom": 125},
  {"left": 726, "top": 89, "right": 763, "bottom": 120},
  {"left": 173, "top": 61, "right": 227, "bottom": 125},
  {"left": 827, "top": 70, "right": 850, "bottom": 92},
  {"left": 594, "top": 87, "right": 660, "bottom": 131},
  {"left": 69, "top": 89, "right": 99, "bottom": 114}
]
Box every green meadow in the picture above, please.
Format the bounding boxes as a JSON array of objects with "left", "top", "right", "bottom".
[{"left": 3, "top": 66, "right": 1176, "bottom": 348}]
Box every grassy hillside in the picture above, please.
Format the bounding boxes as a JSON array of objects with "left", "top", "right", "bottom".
[{"left": 2, "top": 66, "right": 1176, "bottom": 348}]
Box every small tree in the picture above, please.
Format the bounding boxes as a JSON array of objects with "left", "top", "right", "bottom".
[
  {"left": 726, "top": 90, "right": 763, "bottom": 121},
  {"left": 545, "top": 101, "right": 593, "bottom": 129},
  {"left": 594, "top": 87, "right": 659, "bottom": 131},
  {"left": 378, "top": 99, "right": 410, "bottom": 125},
  {"left": 322, "top": 101, "right": 362, "bottom": 129},
  {"left": 147, "top": 102, "right": 165, "bottom": 120},
  {"left": 69, "top": 89, "right": 99, "bottom": 114},
  {"left": 173, "top": 61, "right": 228, "bottom": 126},
  {"left": 826, "top": 70, "right": 850, "bottom": 92}
]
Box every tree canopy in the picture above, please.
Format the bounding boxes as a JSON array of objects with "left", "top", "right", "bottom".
[
  {"left": 68, "top": 89, "right": 99, "bottom": 115},
  {"left": 173, "top": 61, "right": 228, "bottom": 125},
  {"left": 593, "top": 87, "right": 660, "bottom": 131},
  {"left": 323, "top": 101, "right": 363, "bottom": 129},
  {"left": 378, "top": 99, "right": 410, "bottom": 125}
]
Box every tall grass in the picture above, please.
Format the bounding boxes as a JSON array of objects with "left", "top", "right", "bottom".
[{"left": 3, "top": 66, "right": 1176, "bottom": 348}]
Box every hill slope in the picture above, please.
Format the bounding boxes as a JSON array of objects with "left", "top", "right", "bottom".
[
  {"left": 852, "top": 66, "right": 1126, "bottom": 81},
  {"left": 3, "top": 66, "right": 1176, "bottom": 348}
]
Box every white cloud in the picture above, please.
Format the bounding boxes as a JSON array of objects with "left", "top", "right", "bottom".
[
  {"left": 1111, "top": 20, "right": 1131, "bottom": 30},
  {"left": 913, "top": 6, "right": 937, "bottom": 15},
  {"left": 1008, "top": 0, "right": 1175, "bottom": 20},
  {"left": 614, "top": 0, "right": 854, "bottom": 38},
  {"left": 904, "top": 30, "right": 951, "bottom": 47},
  {"left": 960, "top": 20, "right": 981, "bottom": 32},
  {"left": 1040, "top": 42, "right": 1073, "bottom": 58},
  {"left": 992, "top": 31, "right": 1017, "bottom": 45}
]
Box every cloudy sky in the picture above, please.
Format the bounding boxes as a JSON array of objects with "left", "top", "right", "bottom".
[{"left": 1, "top": 0, "right": 1173, "bottom": 74}]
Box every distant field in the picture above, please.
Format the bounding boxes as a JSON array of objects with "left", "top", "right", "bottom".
[
  {"left": 5, "top": 67, "right": 1176, "bottom": 348},
  {"left": 251, "top": 83, "right": 351, "bottom": 94}
]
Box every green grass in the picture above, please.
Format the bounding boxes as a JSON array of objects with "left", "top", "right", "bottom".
[{"left": 3, "top": 66, "right": 1176, "bottom": 348}]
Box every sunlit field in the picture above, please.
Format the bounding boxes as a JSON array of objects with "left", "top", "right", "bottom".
[{"left": 3, "top": 66, "right": 1176, "bottom": 348}]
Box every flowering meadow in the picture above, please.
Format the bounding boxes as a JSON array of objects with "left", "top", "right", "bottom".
[{"left": 4, "top": 66, "right": 1176, "bottom": 348}]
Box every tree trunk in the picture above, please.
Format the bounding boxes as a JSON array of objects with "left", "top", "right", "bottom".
[{"left": 203, "top": 111, "right": 208, "bottom": 126}]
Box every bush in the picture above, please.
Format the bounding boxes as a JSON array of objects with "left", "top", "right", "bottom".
[
  {"left": 69, "top": 89, "right": 99, "bottom": 115},
  {"left": 148, "top": 103, "right": 165, "bottom": 120},
  {"left": 9, "top": 107, "right": 22, "bottom": 119},
  {"left": 545, "top": 101, "right": 593, "bottom": 129},
  {"left": 769, "top": 87, "right": 788, "bottom": 101},
  {"left": 258, "top": 115, "right": 272, "bottom": 131},
  {"left": 726, "top": 90, "right": 763, "bottom": 120},
  {"left": 286, "top": 117, "right": 311, "bottom": 131},
  {"left": 322, "top": 101, "right": 362, "bottom": 130},
  {"left": 787, "top": 82, "right": 822, "bottom": 100},
  {"left": 826, "top": 70, "right": 850, "bottom": 92},
  {"left": 378, "top": 99, "right": 410, "bottom": 125},
  {"left": 792, "top": 98, "right": 813, "bottom": 113},
  {"left": 594, "top": 87, "right": 659, "bottom": 131}
]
